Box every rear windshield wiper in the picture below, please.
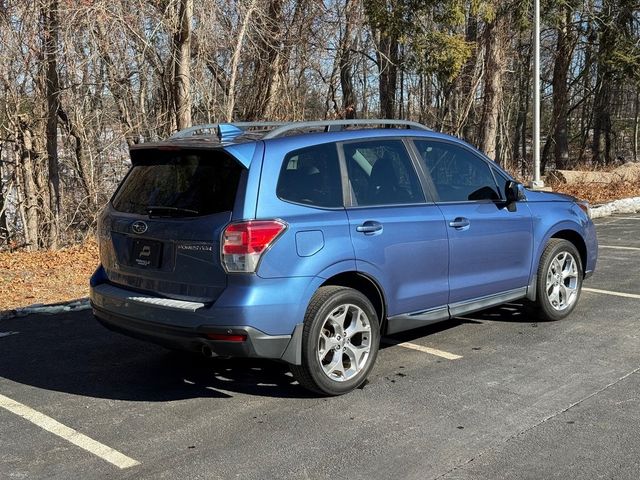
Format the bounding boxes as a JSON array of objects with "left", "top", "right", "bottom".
[{"left": 147, "top": 205, "right": 200, "bottom": 217}]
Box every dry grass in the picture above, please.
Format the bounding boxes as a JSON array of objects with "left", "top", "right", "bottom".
[
  {"left": 545, "top": 162, "right": 640, "bottom": 203},
  {"left": 547, "top": 178, "right": 640, "bottom": 204}
]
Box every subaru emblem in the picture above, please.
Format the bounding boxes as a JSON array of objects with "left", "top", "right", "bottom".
[{"left": 131, "top": 221, "right": 148, "bottom": 235}]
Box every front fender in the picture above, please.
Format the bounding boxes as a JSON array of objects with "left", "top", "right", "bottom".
[{"left": 527, "top": 201, "right": 597, "bottom": 290}]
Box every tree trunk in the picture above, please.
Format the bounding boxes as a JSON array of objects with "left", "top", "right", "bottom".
[
  {"left": 57, "top": 107, "right": 94, "bottom": 204},
  {"left": 478, "top": 13, "right": 508, "bottom": 161},
  {"left": 592, "top": 62, "right": 613, "bottom": 166},
  {"left": 577, "top": 9, "right": 596, "bottom": 165},
  {"left": 339, "top": 0, "right": 357, "bottom": 119},
  {"left": 459, "top": 13, "right": 479, "bottom": 141},
  {"left": 0, "top": 149, "right": 9, "bottom": 246},
  {"left": 225, "top": 0, "right": 258, "bottom": 122},
  {"left": 512, "top": 32, "right": 531, "bottom": 169},
  {"left": 243, "top": 0, "right": 285, "bottom": 120},
  {"left": 17, "top": 125, "right": 40, "bottom": 250},
  {"left": 634, "top": 90, "right": 639, "bottom": 162},
  {"left": 591, "top": 0, "right": 625, "bottom": 166},
  {"left": 43, "top": 0, "right": 61, "bottom": 248},
  {"left": 95, "top": 23, "right": 138, "bottom": 146},
  {"left": 550, "top": 7, "right": 574, "bottom": 169},
  {"left": 375, "top": 31, "right": 398, "bottom": 119},
  {"left": 173, "top": 0, "right": 192, "bottom": 131}
]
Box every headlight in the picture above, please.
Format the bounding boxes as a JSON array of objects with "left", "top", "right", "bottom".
[{"left": 576, "top": 200, "right": 591, "bottom": 219}]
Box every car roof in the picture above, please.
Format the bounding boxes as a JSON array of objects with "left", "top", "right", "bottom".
[
  {"left": 131, "top": 120, "right": 469, "bottom": 149},
  {"left": 128, "top": 120, "right": 497, "bottom": 170}
]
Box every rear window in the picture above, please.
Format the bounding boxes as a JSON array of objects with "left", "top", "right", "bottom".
[{"left": 112, "top": 150, "right": 244, "bottom": 216}]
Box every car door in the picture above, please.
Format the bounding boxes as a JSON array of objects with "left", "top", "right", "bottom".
[
  {"left": 411, "top": 139, "right": 533, "bottom": 312},
  {"left": 341, "top": 138, "right": 449, "bottom": 333}
]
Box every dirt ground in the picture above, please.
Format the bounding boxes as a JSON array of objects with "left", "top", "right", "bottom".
[
  {"left": 551, "top": 179, "right": 640, "bottom": 204},
  {"left": 0, "top": 241, "right": 99, "bottom": 311},
  {"left": 545, "top": 162, "right": 640, "bottom": 203}
]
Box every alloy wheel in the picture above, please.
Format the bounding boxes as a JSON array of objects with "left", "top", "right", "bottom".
[
  {"left": 545, "top": 251, "right": 579, "bottom": 311},
  {"left": 317, "top": 303, "right": 372, "bottom": 382}
]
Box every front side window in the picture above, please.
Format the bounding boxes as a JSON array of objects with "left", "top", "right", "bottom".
[
  {"left": 414, "top": 140, "right": 500, "bottom": 202},
  {"left": 342, "top": 139, "right": 425, "bottom": 206},
  {"left": 276, "top": 143, "right": 343, "bottom": 208},
  {"left": 491, "top": 165, "right": 511, "bottom": 199}
]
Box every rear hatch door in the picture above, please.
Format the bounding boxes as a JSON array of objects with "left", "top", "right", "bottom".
[{"left": 98, "top": 146, "right": 247, "bottom": 303}]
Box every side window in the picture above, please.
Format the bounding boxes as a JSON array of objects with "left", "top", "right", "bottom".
[
  {"left": 276, "top": 143, "right": 343, "bottom": 208},
  {"left": 342, "top": 139, "right": 425, "bottom": 206},
  {"left": 414, "top": 140, "right": 500, "bottom": 202},
  {"left": 491, "top": 166, "right": 510, "bottom": 199}
]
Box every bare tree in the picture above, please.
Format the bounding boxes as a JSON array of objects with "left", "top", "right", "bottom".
[
  {"left": 478, "top": 9, "right": 508, "bottom": 162},
  {"left": 1, "top": 0, "right": 640, "bottom": 251},
  {"left": 43, "top": 0, "right": 62, "bottom": 248},
  {"left": 173, "top": 0, "right": 193, "bottom": 130}
]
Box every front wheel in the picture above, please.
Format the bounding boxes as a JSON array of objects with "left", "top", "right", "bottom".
[
  {"left": 532, "top": 239, "right": 583, "bottom": 321},
  {"left": 290, "top": 286, "right": 380, "bottom": 395}
]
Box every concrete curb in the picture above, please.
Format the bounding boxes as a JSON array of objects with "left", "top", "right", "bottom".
[
  {"left": 0, "top": 298, "right": 90, "bottom": 321},
  {"left": 591, "top": 196, "right": 640, "bottom": 219}
]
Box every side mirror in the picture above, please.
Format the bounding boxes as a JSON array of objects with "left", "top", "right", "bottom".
[{"left": 505, "top": 180, "right": 520, "bottom": 204}]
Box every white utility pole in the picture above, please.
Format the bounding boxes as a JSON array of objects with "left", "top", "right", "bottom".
[{"left": 531, "top": 0, "right": 544, "bottom": 188}]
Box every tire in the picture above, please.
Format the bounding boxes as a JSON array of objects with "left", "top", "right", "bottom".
[
  {"left": 532, "top": 239, "right": 583, "bottom": 321},
  {"left": 290, "top": 286, "right": 380, "bottom": 396}
]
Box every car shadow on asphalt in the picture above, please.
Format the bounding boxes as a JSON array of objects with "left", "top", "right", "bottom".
[
  {"left": 0, "top": 310, "right": 315, "bottom": 401},
  {"left": 0, "top": 304, "right": 536, "bottom": 402},
  {"left": 381, "top": 317, "right": 483, "bottom": 346},
  {"left": 454, "top": 301, "right": 552, "bottom": 324},
  {"left": 380, "top": 301, "right": 542, "bottom": 345}
]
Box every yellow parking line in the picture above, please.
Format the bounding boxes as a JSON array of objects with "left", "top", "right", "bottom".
[
  {"left": 383, "top": 339, "right": 462, "bottom": 360},
  {"left": 583, "top": 287, "right": 640, "bottom": 300},
  {"left": 0, "top": 393, "right": 140, "bottom": 469}
]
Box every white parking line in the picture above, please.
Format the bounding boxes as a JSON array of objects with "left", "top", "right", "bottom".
[
  {"left": 595, "top": 217, "right": 640, "bottom": 222},
  {"left": 0, "top": 331, "right": 19, "bottom": 338},
  {"left": 583, "top": 287, "right": 640, "bottom": 300},
  {"left": 0, "top": 394, "right": 140, "bottom": 469},
  {"left": 599, "top": 245, "right": 640, "bottom": 251},
  {"left": 382, "top": 339, "right": 463, "bottom": 360}
]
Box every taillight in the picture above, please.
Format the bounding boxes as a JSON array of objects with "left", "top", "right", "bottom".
[{"left": 221, "top": 220, "right": 287, "bottom": 273}]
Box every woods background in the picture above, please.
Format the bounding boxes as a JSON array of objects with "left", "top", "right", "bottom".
[{"left": 1, "top": 0, "right": 639, "bottom": 251}]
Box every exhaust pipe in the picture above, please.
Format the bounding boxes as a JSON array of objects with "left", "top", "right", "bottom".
[{"left": 201, "top": 345, "right": 215, "bottom": 358}]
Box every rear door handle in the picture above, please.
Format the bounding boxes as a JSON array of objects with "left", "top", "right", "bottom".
[
  {"left": 448, "top": 217, "right": 470, "bottom": 229},
  {"left": 356, "top": 221, "right": 383, "bottom": 234}
]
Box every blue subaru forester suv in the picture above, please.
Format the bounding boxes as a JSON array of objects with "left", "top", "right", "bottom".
[{"left": 90, "top": 120, "right": 598, "bottom": 395}]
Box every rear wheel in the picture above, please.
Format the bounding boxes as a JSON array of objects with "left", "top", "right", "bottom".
[
  {"left": 291, "top": 286, "right": 380, "bottom": 395},
  {"left": 533, "top": 239, "right": 583, "bottom": 321}
]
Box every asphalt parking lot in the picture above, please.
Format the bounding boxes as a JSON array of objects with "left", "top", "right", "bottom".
[{"left": 1, "top": 214, "right": 639, "bottom": 479}]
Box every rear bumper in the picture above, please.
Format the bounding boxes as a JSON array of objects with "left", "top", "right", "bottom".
[
  {"left": 93, "top": 304, "right": 292, "bottom": 359},
  {"left": 90, "top": 267, "right": 318, "bottom": 334},
  {"left": 89, "top": 270, "right": 318, "bottom": 363}
]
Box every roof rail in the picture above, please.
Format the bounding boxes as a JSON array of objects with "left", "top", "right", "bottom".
[
  {"left": 169, "top": 123, "right": 218, "bottom": 139},
  {"left": 216, "top": 122, "right": 287, "bottom": 142},
  {"left": 169, "top": 122, "right": 287, "bottom": 142},
  {"left": 169, "top": 120, "right": 429, "bottom": 142},
  {"left": 262, "top": 119, "right": 429, "bottom": 139}
]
